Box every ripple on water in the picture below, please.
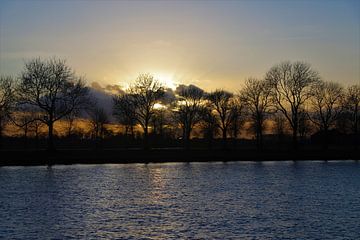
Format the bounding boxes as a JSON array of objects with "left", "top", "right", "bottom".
[{"left": 0, "top": 161, "right": 359, "bottom": 239}]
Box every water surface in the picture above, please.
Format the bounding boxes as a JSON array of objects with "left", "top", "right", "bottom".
[{"left": 0, "top": 161, "right": 359, "bottom": 239}]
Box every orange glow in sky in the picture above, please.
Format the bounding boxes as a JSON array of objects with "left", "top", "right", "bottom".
[{"left": 0, "top": 1, "right": 359, "bottom": 91}]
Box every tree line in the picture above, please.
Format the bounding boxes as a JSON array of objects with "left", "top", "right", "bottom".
[{"left": 0, "top": 57, "right": 359, "bottom": 150}]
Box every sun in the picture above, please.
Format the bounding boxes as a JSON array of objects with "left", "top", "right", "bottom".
[{"left": 155, "top": 72, "right": 177, "bottom": 90}]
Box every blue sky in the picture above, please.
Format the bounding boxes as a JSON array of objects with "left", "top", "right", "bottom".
[{"left": 0, "top": 0, "right": 359, "bottom": 90}]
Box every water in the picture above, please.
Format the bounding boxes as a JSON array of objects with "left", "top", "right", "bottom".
[{"left": 0, "top": 161, "right": 359, "bottom": 239}]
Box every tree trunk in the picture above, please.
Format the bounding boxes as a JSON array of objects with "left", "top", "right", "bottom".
[
  {"left": 0, "top": 125, "right": 2, "bottom": 149},
  {"left": 354, "top": 106, "right": 358, "bottom": 149},
  {"left": 222, "top": 128, "right": 227, "bottom": 149},
  {"left": 47, "top": 121, "right": 55, "bottom": 152},
  {"left": 23, "top": 125, "right": 28, "bottom": 149},
  {"left": 184, "top": 127, "right": 191, "bottom": 150},
  {"left": 0, "top": 119, "right": 3, "bottom": 149},
  {"left": 258, "top": 128, "right": 263, "bottom": 150},
  {"left": 125, "top": 126, "right": 129, "bottom": 137},
  {"left": 232, "top": 125, "right": 238, "bottom": 149},
  {"left": 207, "top": 131, "right": 213, "bottom": 150},
  {"left": 292, "top": 127, "right": 298, "bottom": 150},
  {"left": 143, "top": 125, "right": 149, "bottom": 150},
  {"left": 130, "top": 126, "right": 135, "bottom": 139},
  {"left": 323, "top": 127, "right": 329, "bottom": 150}
]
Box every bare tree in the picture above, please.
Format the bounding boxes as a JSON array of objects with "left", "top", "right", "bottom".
[
  {"left": 298, "top": 108, "right": 312, "bottom": 141},
  {"left": 0, "top": 76, "right": 15, "bottom": 147},
  {"left": 128, "top": 73, "right": 164, "bottom": 149},
  {"left": 113, "top": 93, "right": 137, "bottom": 138},
  {"left": 151, "top": 108, "right": 168, "bottom": 138},
  {"left": 265, "top": 61, "right": 320, "bottom": 149},
  {"left": 172, "top": 84, "right": 204, "bottom": 149},
  {"left": 344, "top": 84, "right": 360, "bottom": 148},
  {"left": 273, "top": 112, "right": 286, "bottom": 135},
  {"left": 199, "top": 105, "right": 218, "bottom": 149},
  {"left": 64, "top": 110, "right": 81, "bottom": 138},
  {"left": 207, "top": 89, "right": 235, "bottom": 148},
  {"left": 10, "top": 105, "right": 37, "bottom": 139},
  {"left": 229, "top": 98, "right": 244, "bottom": 149},
  {"left": 273, "top": 111, "right": 287, "bottom": 148},
  {"left": 17, "top": 58, "right": 89, "bottom": 151},
  {"left": 308, "top": 81, "right": 344, "bottom": 142},
  {"left": 88, "top": 105, "right": 109, "bottom": 141},
  {"left": 345, "top": 85, "right": 360, "bottom": 135},
  {"left": 240, "top": 78, "right": 271, "bottom": 149}
]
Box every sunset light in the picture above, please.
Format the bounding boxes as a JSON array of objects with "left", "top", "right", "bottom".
[
  {"left": 154, "top": 72, "right": 178, "bottom": 90},
  {"left": 0, "top": 0, "right": 359, "bottom": 239}
]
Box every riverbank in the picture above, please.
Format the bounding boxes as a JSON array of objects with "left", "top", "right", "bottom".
[{"left": 0, "top": 148, "right": 359, "bottom": 166}]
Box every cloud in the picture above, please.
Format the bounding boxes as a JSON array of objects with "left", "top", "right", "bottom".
[
  {"left": 175, "top": 84, "right": 205, "bottom": 96},
  {"left": 88, "top": 82, "right": 125, "bottom": 121},
  {"left": 88, "top": 82, "right": 207, "bottom": 121},
  {"left": 91, "top": 81, "right": 124, "bottom": 95},
  {"left": 161, "top": 87, "right": 177, "bottom": 105}
]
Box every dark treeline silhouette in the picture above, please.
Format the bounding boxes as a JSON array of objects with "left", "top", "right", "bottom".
[{"left": 0, "top": 57, "right": 359, "bottom": 156}]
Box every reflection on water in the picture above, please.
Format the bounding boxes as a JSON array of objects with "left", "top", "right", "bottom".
[{"left": 0, "top": 161, "right": 359, "bottom": 239}]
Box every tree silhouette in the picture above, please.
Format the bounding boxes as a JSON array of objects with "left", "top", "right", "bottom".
[
  {"left": 88, "top": 105, "right": 109, "bottom": 142},
  {"left": 128, "top": 73, "right": 164, "bottom": 149},
  {"left": 240, "top": 78, "right": 271, "bottom": 149},
  {"left": 173, "top": 84, "right": 204, "bottom": 149},
  {"left": 266, "top": 61, "right": 320, "bottom": 149},
  {"left": 298, "top": 108, "right": 311, "bottom": 141},
  {"left": 207, "top": 90, "right": 236, "bottom": 148},
  {"left": 10, "top": 105, "right": 39, "bottom": 146},
  {"left": 17, "top": 58, "right": 89, "bottom": 151},
  {"left": 308, "top": 81, "right": 344, "bottom": 147},
  {"left": 113, "top": 93, "right": 137, "bottom": 138},
  {"left": 199, "top": 105, "right": 218, "bottom": 149},
  {"left": 0, "top": 76, "right": 15, "bottom": 148},
  {"left": 345, "top": 84, "right": 360, "bottom": 148},
  {"left": 64, "top": 109, "right": 81, "bottom": 138},
  {"left": 151, "top": 108, "right": 168, "bottom": 138}
]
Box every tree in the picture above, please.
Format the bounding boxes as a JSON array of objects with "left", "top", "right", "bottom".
[
  {"left": 0, "top": 76, "right": 15, "bottom": 147},
  {"left": 88, "top": 105, "right": 109, "bottom": 141},
  {"left": 344, "top": 84, "right": 360, "bottom": 148},
  {"left": 64, "top": 109, "right": 81, "bottom": 138},
  {"left": 207, "top": 89, "right": 235, "bottom": 148},
  {"left": 229, "top": 98, "right": 244, "bottom": 148},
  {"left": 273, "top": 111, "right": 286, "bottom": 136},
  {"left": 199, "top": 105, "right": 218, "bottom": 149},
  {"left": 308, "top": 81, "right": 344, "bottom": 147},
  {"left": 273, "top": 111, "right": 287, "bottom": 148},
  {"left": 345, "top": 85, "right": 360, "bottom": 134},
  {"left": 10, "top": 105, "right": 37, "bottom": 140},
  {"left": 265, "top": 61, "right": 320, "bottom": 149},
  {"left": 172, "top": 84, "right": 204, "bottom": 149},
  {"left": 113, "top": 93, "right": 137, "bottom": 138},
  {"left": 128, "top": 73, "right": 164, "bottom": 149},
  {"left": 151, "top": 108, "right": 168, "bottom": 138},
  {"left": 17, "top": 57, "right": 89, "bottom": 151},
  {"left": 240, "top": 78, "right": 271, "bottom": 149},
  {"left": 298, "top": 108, "right": 312, "bottom": 141}
]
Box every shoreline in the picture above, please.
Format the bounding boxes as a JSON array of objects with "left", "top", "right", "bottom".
[{"left": 0, "top": 149, "right": 359, "bottom": 166}]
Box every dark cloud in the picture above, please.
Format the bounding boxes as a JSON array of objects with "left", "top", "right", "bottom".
[
  {"left": 91, "top": 81, "right": 124, "bottom": 95},
  {"left": 160, "top": 87, "right": 177, "bottom": 105},
  {"left": 88, "top": 82, "right": 125, "bottom": 122},
  {"left": 175, "top": 84, "right": 205, "bottom": 97},
  {"left": 88, "top": 82, "right": 206, "bottom": 121}
]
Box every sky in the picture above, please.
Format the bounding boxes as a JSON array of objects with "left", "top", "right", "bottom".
[{"left": 0, "top": 0, "right": 359, "bottom": 91}]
